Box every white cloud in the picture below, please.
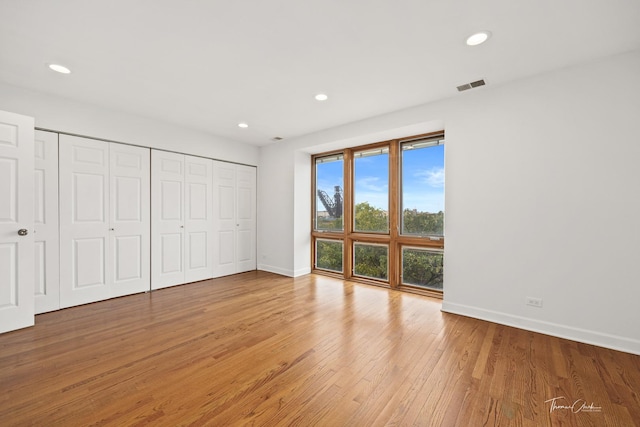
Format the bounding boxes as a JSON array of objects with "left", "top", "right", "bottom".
[
  {"left": 356, "top": 176, "right": 388, "bottom": 192},
  {"left": 415, "top": 167, "right": 444, "bottom": 188}
]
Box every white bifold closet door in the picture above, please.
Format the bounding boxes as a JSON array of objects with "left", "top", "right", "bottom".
[
  {"left": 34, "top": 130, "right": 59, "bottom": 314},
  {"left": 236, "top": 164, "right": 257, "bottom": 273},
  {"left": 151, "top": 151, "right": 184, "bottom": 288},
  {"left": 212, "top": 161, "right": 256, "bottom": 277},
  {"left": 59, "top": 135, "right": 150, "bottom": 308},
  {"left": 184, "top": 155, "right": 214, "bottom": 283},
  {"left": 151, "top": 150, "right": 213, "bottom": 290},
  {"left": 0, "top": 110, "right": 34, "bottom": 334},
  {"left": 110, "top": 143, "right": 151, "bottom": 298}
]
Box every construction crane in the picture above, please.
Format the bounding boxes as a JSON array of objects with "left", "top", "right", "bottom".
[{"left": 317, "top": 186, "right": 343, "bottom": 218}]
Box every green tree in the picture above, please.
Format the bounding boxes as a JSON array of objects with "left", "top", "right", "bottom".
[
  {"left": 317, "top": 216, "right": 343, "bottom": 231},
  {"left": 402, "top": 209, "right": 444, "bottom": 236},
  {"left": 316, "top": 240, "right": 343, "bottom": 272},
  {"left": 402, "top": 249, "right": 443, "bottom": 289},
  {"left": 352, "top": 202, "right": 389, "bottom": 279},
  {"left": 315, "top": 203, "right": 444, "bottom": 289},
  {"left": 354, "top": 202, "right": 388, "bottom": 232},
  {"left": 353, "top": 244, "right": 388, "bottom": 280}
]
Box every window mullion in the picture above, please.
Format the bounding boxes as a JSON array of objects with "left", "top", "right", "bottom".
[
  {"left": 389, "top": 140, "right": 400, "bottom": 288},
  {"left": 343, "top": 149, "right": 353, "bottom": 279}
]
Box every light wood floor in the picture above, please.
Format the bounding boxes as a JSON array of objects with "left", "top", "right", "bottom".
[{"left": 1, "top": 271, "right": 638, "bottom": 426}]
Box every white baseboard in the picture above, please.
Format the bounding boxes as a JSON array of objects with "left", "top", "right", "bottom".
[
  {"left": 441, "top": 301, "right": 640, "bottom": 356},
  {"left": 257, "top": 264, "right": 293, "bottom": 277},
  {"left": 293, "top": 267, "right": 311, "bottom": 277},
  {"left": 257, "top": 264, "right": 311, "bottom": 278}
]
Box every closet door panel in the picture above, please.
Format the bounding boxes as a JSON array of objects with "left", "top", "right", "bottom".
[
  {"left": 187, "top": 232, "right": 206, "bottom": 269},
  {"left": 73, "top": 238, "right": 105, "bottom": 286},
  {"left": 212, "top": 161, "right": 236, "bottom": 277},
  {"left": 114, "top": 235, "right": 141, "bottom": 280},
  {"left": 161, "top": 233, "right": 182, "bottom": 273},
  {"left": 236, "top": 165, "right": 256, "bottom": 273},
  {"left": 0, "top": 111, "right": 34, "bottom": 334},
  {"left": 151, "top": 151, "right": 184, "bottom": 289},
  {"left": 59, "top": 135, "right": 110, "bottom": 308},
  {"left": 110, "top": 143, "right": 150, "bottom": 297},
  {"left": 34, "top": 130, "right": 59, "bottom": 314},
  {"left": 184, "top": 156, "right": 213, "bottom": 282}
]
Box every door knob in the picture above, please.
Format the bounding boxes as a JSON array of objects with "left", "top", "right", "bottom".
[{"left": 17, "top": 229, "right": 28, "bottom": 236}]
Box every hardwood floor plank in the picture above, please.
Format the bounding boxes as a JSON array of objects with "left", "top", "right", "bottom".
[{"left": 0, "top": 271, "right": 638, "bottom": 426}]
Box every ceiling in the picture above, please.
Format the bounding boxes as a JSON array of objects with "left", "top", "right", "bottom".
[{"left": 1, "top": 1, "right": 639, "bottom": 146}]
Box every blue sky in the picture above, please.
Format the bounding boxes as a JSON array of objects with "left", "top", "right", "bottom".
[
  {"left": 401, "top": 145, "right": 445, "bottom": 213},
  {"left": 316, "top": 145, "right": 444, "bottom": 213}
]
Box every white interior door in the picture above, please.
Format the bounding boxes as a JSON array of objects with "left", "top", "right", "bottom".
[
  {"left": 34, "top": 130, "right": 59, "bottom": 314},
  {"left": 59, "top": 135, "right": 111, "bottom": 308},
  {"left": 151, "top": 150, "right": 184, "bottom": 289},
  {"left": 236, "top": 165, "right": 256, "bottom": 273},
  {"left": 110, "top": 143, "right": 150, "bottom": 297},
  {"left": 184, "top": 155, "right": 213, "bottom": 283},
  {"left": 0, "top": 110, "right": 34, "bottom": 334},
  {"left": 212, "top": 160, "right": 236, "bottom": 277}
]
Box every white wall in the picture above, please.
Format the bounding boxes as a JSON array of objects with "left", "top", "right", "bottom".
[
  {"left": 257, "top": 49, "right": 640, "bottom": 355},
  {"left": 293, "top": 150, "right": 311, "bottom": 276},
  {"left": 0, "top": 82, "right": 259, "bottom": 165},
  {"left": 257, "top": 144, "right": 290, "bottom": 275}
]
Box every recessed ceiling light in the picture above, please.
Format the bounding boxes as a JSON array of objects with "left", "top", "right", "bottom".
[
  {"left": 466, "top": 31, "right": 491, "bottom": 46},
  {"left": 48, "top": 63, "right": 71, "bottom": 74},
  {"left": 238, "top": 122, "right": 249, "bottom": 128},
  {"left": 315, "top": 93, "right": 328, "bottom": 101}
]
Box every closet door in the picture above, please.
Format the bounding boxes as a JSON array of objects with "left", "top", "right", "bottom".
[
  {"left": 151, "top": 150, "right": 185, "bottom": 289},
  {"left": 110, "top": 143, "right": 150, "bottom": 297},
  {"left": 236, "top": 165, "right": 256, "bottom": 273},
  {"left": 0, "top": 110, "right": 34, "bottom": 334},
  {"left": 212, "top": 161, "right": 237, "bottom": 277},
  {"left": 34, "top": 130, "right": 59, "bottom": 314},
  {"left": 184, "top": 156, "right": 213, "bottom": 282},
  {"left": 59, "top": 135, "right": 111, "bottom": 308},
  {"left": 212, "top": 161, "right": 257, "bottom": 277}
]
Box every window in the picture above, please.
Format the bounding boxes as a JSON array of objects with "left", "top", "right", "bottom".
[
  {"left": 401, "top": 139, "right": 444, "bottom": 237},
  {"left": 401, "top": 247, "right": 443, "bottom": 290},
  {"left": 353, "top": 148, "right": 389, "bottom": 233},
  {"left": 315, "top": 154, "right": 343, "bottom": 232},
  {"left": 311, "top": 132, "right": 445, "bottom": 297},
  {"left": 353, "top": 243, "right": 388, "bottom": 280},
  {"left": 315, "top": 239, "right": 343, "bottom": 273}
]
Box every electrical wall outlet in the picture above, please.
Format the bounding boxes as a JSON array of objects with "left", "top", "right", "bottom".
[{"left": 526, "top": 296, "right": 543, "bottom": 308}]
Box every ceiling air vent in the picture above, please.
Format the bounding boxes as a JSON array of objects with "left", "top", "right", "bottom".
[{"left": 457, "top": 79, "right": 486, "bottom": 92}]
